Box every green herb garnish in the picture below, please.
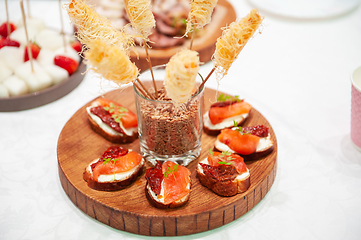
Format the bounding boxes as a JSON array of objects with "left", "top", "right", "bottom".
[
  {"left": 233, "top": 120, "right": 250, "bottom": 135},
  {"left": 104, "top": 102, "right": 129, "bottom": 123},
  {"left": 218, "top": 161, "right": 233, "bottom": 165},
  {"left": 102, "top": 157, "right": 120, "bottom": 180},
  {"left": 208, "top": 148, "right": 214, "bottom": 156},
  {"left": 217, "top": 94, "right": 241, "bottom": 103},
  {"left": 164, "top": 164, "right": 179, "bottom": 182},
  {"left": 219, "top": 150, "right": 236, "bottom": 162}
]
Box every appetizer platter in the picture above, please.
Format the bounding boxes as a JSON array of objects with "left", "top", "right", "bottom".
[
  {"left": 57, "top": 85, "right": 278, "bottom": 236},
  {"left": 57, "top": 0, "right": 276, "bottom": 236},
  {"left": 89, "top": 0, "right": 237, "bottom": 70},
  {"left": 0, "top": 62, "right": 85, "bottom": 111},
  {"left": 0, "top": 1, "right": 85, "bottom": 111}
]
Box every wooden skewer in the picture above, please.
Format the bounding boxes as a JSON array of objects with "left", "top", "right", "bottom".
[
  {"left": 58, "top": 0, "right": 67, "bottom": 53},
  {"left": 198, "top": 67, "right": 215, "bottom": 92},
  {"left": 20, "top": 0, "right": 34, "bottom": 72},
  {"left": 5, "top": 0, "right": 11, "bottom": 38},
  {"left": 26, "top": 0, "right": 30, "bottom": 18},
  {"left": 133, "top": 81, "right": 152, "bottom": 100},
  {"left": 136, "top": 78, "right": 155, "bottom": 100},
  {"left": 143, "top": 39, "right": 157, "bottom": 99},
  {"left": 189, "top": 24, "right": 195, "bottom": 50}
]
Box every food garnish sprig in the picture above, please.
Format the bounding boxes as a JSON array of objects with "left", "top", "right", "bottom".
[
  {"left": 103, "top": 102, "right": 129, "bottom": 124},
  {"left": 123, "top": 0, "right": 158, "bottom": 98},
  {"left": 217, "top": 93, "right": 240, "bottom": 102},
  {"left": 186, "top": 0, "right": 218, "bottom": 49},
  {"left": 164, "top": 164, "right": 179, "bottom": 183},
  {"left": 208, "top": 148, "right": 235, "bottom": 165},
  {"left": 102, "top": 157, "right": 120, "bottom": 181},
  {"left": 198, "top": 9, "right": 264, "bottom": 92}
]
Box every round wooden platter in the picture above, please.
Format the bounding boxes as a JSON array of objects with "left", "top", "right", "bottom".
[
  {"left": 129, "top": 0, "right": 236, "bottom": 71},
  {"left": 57, "top": 85, "right": 278, "bottom": 237}
]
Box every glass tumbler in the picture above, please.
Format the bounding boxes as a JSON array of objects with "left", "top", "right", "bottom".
[{"left": 133, "top": 65, "right": 204, "bottom": 166}]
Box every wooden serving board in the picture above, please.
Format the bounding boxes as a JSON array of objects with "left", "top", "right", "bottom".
[
  {"left": 130, "top": 0, "right": 236, "bottom": 71},
  {"left": 57, "top": 86, "right": 277, "bottom": 236}
]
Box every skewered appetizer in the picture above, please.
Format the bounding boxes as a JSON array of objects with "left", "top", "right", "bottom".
[
  {"left": 164, "top": 48, "right": 200, "bottom": 103},
  {"left": 214, "top": 124, "right": 274, "bottom": 160},
  {"left": 203, "top": 94, "right": 252, "bottom": 135},
  {"left": 83, "top": 146, "right": 144, "bottom": 191},
  {"left": 0, "top": 18, "right": 81, "bottom": 98},
  {"left": 86, "top": 98, "right": 138, "bottom": 143},
  {"left": 197, "top": 150, "right": 250, "bottom": 196},
  {"left": 145, "top": 161, "right": 191, "bottom": 208},
  {"left": 186, "top": 0, "right": 218, "bottom": 34},
  {"left": 212, "top": 9, "right": 263, "bottom": 81},
  {"left": 65, "top": 0, "right": 138, "bottom": 86}
]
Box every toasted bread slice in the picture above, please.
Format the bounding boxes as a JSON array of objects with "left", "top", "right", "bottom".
[
  {"left": 214, "top": 132, "right": 274, "bottom": 161},
  {"left": 197, "top": 158, "right": 250, "bottom": 197},
  {"left": 86, "top": 100, "right": 138, "bottom": 143},
  {"left": 145, "top": 161, "right": 191, "bottom": 208},
  {"left": 203, "top": 110, "right": 250, "bottom": 136},
  {"left": 83, "top": 150, "right": 144, "bottom": 191},
  {"left": 145, "top": 182, "right": 191, "bottom": 209}
]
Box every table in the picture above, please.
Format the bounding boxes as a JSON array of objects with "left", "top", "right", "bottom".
[{"left": 1, "top": 0, "right": 361, "bottom": 239}]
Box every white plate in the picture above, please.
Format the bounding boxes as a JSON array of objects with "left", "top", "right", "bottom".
[{"left": 247, "top": 0, "right": 360, "bottom": 19}]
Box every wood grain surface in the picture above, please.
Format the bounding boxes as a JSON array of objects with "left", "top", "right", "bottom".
[
  {"left": 57, "top": 85, "right": 278, "bottom": 236},
  {"left": 130, "top": 0, "right": 236, "bottom": 71}
]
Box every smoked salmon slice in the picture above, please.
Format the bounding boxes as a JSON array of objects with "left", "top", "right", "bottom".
[
  {"left": 92, "top": 148, "right": 143, "bottom": 182},
  {"left": 97, "top": 98, "right": 138, "bottom": 128},
  {"left": 162, "top": 161, "right": 191, "bottom": 205},
  {"left": 208, "top": 101, "right": 252, "bottom": 125},
  {"left": 207, "top": 151, "right": 247, "bottom": 174},
  {"left": 217, "top": 128, "right": 260, "bottom": 155}
]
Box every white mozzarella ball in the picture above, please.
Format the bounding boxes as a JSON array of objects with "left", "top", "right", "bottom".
[
  {"left": 16, "top": 17, "right": 45, "bottom": 33},
  {"left": 2, "top": 75, "right": 28, "bottom": 96},
  {"left": 37, "top": 48, "right": 56, "bottom": 67},
  {"left": 15, "top": 61, "right": 52, "bottom": 92},
  {"left": 10, "top": 26, "right": 39, "bottom": 46},
  {"left": 36, "top": 29, "right": 66, "bottom": 51},
  {"left": 0, "top": 46, "right": 24, "bottom": 71},
  {"left": 55, "top": 45, "right": 81, "bottom": 63},
  {"left": 0, "top": 60, "right": 13, "bottom": 83},
  {"left": 0, "top": 83, "right": 10, "bottom": 97},
  {"left": 43, "top": 64, "right": 69, "bottom": 85}
]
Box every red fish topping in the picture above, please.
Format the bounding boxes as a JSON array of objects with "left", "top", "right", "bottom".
[
  {"left": 217, "top": 129, "right": 260, "bottom": 155},
  {"left": 207, "top": 151, "right": 247, "bottom": 174},
  {"left": 162, "top": 161, "right": 191, "bottom": 205},
  {"left": 95, "top": 98, "right": 138, "bottom": 129},
  {"left": 91, "top": 146, "right": 142, "bottom": 182},
  {"left": 208, "top": 100, "right": 252, "bottom": 125}
]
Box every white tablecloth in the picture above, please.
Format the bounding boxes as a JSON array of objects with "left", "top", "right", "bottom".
[{"left": 1, "top": 0, "right": 361, "bottom": 239}]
